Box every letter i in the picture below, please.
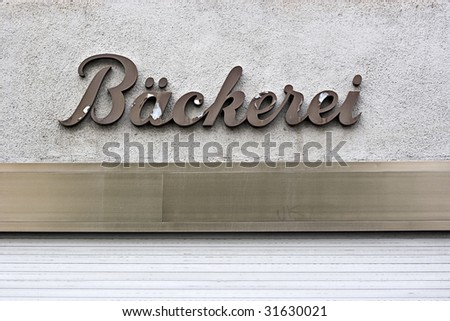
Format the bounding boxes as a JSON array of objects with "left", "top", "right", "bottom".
[{"left": 338, "top": 75, "right": 362, "bottom": 126}]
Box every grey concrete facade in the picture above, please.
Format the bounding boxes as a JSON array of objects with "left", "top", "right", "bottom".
[
  {"left": 1, "top": 0, "right": 449, "bottom": 163},
  {"left": 1, "top": 0, "right": 449, "bottom": 301}
]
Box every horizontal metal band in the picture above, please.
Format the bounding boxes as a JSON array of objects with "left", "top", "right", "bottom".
[{"left": 1, "top": 162, "right": 449, "bottom": 232}]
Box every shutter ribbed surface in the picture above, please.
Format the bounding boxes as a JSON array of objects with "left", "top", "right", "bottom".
[{"left": 0, "top": 233, "right": 449, "bottom": 300}]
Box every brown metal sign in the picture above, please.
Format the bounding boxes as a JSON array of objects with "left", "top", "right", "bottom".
[
  {"left": 6, "top": 56, "right": 444, "bottom": 233},
  {"left": 1, "top": 162, "right": 449, "bottom": 232},
  {"left": 60, "top": 54, "right": 362, "bottom": 128}
]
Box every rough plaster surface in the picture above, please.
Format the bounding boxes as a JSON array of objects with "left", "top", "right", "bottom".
[{"left": 1, "top": 0, "right": 449, "bottom": 163}]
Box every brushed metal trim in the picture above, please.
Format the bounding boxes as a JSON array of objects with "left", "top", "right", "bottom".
[{"left": 1, "top": 162, "right": 449, "bottom": 232}]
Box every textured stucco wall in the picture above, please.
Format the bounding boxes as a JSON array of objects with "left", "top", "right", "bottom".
[
  {"left": 1, "top": 0, "right": 449, "bottom": 163},
  {"left": 1, "top": 1, "right": 449, "bottom": 302}
]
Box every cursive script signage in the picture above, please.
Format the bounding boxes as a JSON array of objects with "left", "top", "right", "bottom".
[{"left": 60, "top": 54, "right": 362, "bottom": 128}]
